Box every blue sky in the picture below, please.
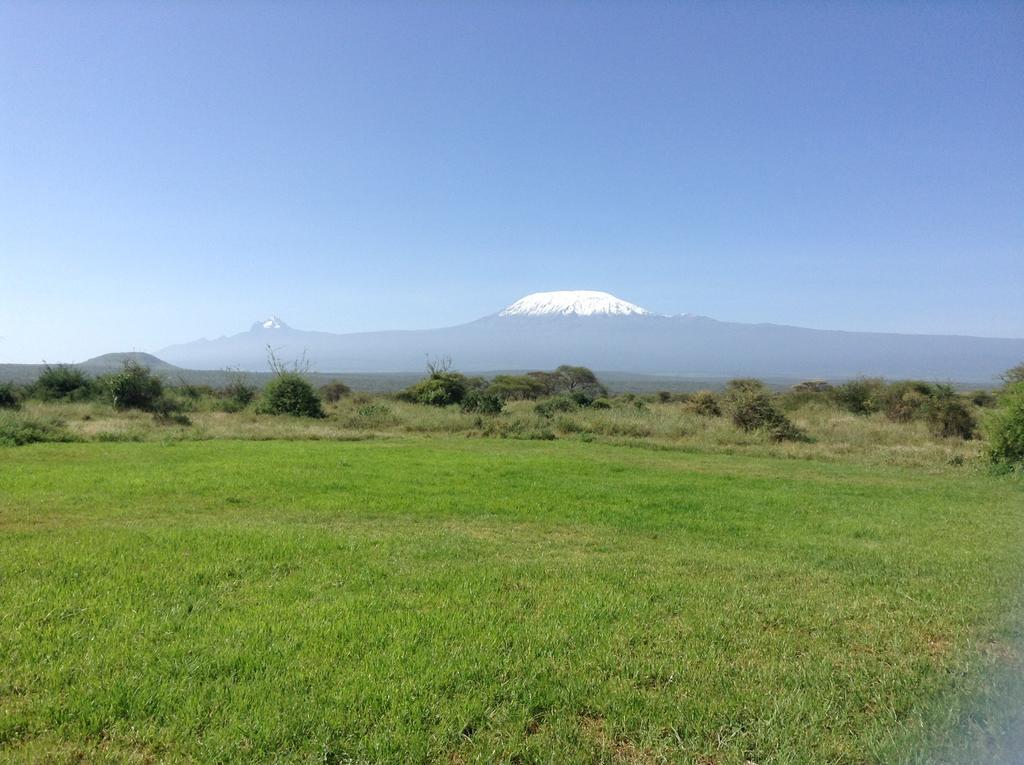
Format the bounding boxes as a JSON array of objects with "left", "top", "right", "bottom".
[{"left": 1, "top": 1, "right": 1021, "bottom": 362}]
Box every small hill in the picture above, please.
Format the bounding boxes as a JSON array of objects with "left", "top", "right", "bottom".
[{"left": 78, "top": 352, "right": 181, "bottom": 372}]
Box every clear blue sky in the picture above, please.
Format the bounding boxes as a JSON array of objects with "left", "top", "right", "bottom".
[{"left": 1, "top": 0, "right": 1021, "bottom": 362}]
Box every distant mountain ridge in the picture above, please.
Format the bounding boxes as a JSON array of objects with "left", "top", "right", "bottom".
[{"left": 156, "top": 290, "right": 1024, "bottom": 382}]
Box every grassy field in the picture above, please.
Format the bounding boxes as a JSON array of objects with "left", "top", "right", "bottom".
[
  {"left": 2, "top": 396, "right": 987, "bottom": 471},
  {"left": 1, "top": 438, "right": 1022, "bottom": 763}
]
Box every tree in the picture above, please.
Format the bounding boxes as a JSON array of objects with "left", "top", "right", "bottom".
[{"left": 554, "top": 365, "right": 607, "bottom": 398}]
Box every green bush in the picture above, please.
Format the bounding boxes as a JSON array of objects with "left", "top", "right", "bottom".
[
  {"left": 175, "top": 381, "right": 216, "bottom": 400},
  {"left": 0, "top": 383, "right": 20, "bottom": 410},
  {"left": 987, "top": 382, "right": 1024, "bottom": 472},
  {"left": 1000, "top": 362, "right": 1024, "bottom": 386},
  {"left": 783, "top": 380, "right": 833, "bottom": 409},
  {"left": 461, "top": 390, "right": 503, "bottom": 414},
  {"left": 319, "top": 380, "right": 352, "bottom": 403},
  {"left": 535, "top": 395, "right": 579, "bottom": 417},
  {"left": 687, "top": 391, "right": 721, "bottom": 417},
  {"left": 726, "top": 387, "right": 806, "bottom": 442},
  {"left": 106, "top": 361, "right": 164, "bottom": 411},
  {"left": 222, "top": 371, "right": 257, "bottom": 411},
  {"left": 258, "top": 373, "right": 324, "bottom": 418},
  {"left": 831, "top": 377, "right": 885, "bottom": 415},
  {"left": 922, "top": 386, "right": 975, "bottom": 440},
  {"left": 151, "top": 397, "right": 192, "bottom": 426},
  {"left": 880, "top": 381, "right": 934, "bottom": 423},
  {"left": 357, "top": 403, "right": 392, "bottom": 418},
  {"left": 970, "top": 390, "right": 997, "bottom": 408},
  {"left": 0, "top": 412, "right": 77, "bottom": 446},
  {"left": 399, "top": 372, "right": 471, "bottom": 407},
  {"left": 31, "top": 364, "right": 95, "bottom": 401},
  {"left": 925, "top": 398, "right": 975, "bottom": 440}
]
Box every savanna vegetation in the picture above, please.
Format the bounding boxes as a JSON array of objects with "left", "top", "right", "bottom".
[
  {"left": 1, "top": 359, "right": 1022, "bottom": 763},
  {"left": 2, "top": 358, "right": 1021, "bottom": 472}
]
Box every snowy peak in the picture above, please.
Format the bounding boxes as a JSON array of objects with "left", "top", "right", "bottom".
[
  {"left": 250, "top": 316, "right": 288, "bottom": 331},
  {"left": 499, "top": 290, "right": 650, "bottom": 318}
]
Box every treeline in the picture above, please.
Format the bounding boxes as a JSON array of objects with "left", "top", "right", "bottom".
[
  {"left": 2, "top": 359, "right": 1022, "bottom": 473},
  {"left": 395, "top": 362, "right": 606, "bottom": 414}
]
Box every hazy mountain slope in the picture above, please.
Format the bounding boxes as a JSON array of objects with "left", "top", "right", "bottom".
[{"left": 157, "top": 291, "right": 1024, "bottom": 382}]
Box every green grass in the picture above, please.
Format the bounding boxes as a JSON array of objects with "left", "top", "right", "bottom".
[{"left": 1, "top": 439, "right": 1022, "bottom": 764}]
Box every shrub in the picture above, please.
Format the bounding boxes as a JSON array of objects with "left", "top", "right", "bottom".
[
  {"left": 831, "top": 377, "right": 885, "bottom": 415},
  {"left": 222, "top": 370, "right": 257, "bottom": 410},
  {"left": 461, "top": 390, "right": 503, "bottom": 414},
  {"left": 922, "top": 397, "right": 975, "bottom": 440},
  {"left": 175, "top": 380, "right": 216, "bottom": 400},
  {"left": 726, "top": 387, "right": 806, "bottom": 442},
  {"left": 535, "top": 395, "right": 579, "bottom": 417},
  {"left": 728, "top": 390, "right": 776, "bottom": 432},
  {"left": 106, "top": 361, "right": 164, "bottom": 411},
  {"left": 918, "top": 385, "right": 975, "bottom": 440},
  {"left": 970, "top": 390, "right": 997, "bottom": 408},
  {"left": 0, "top": 383, "right": 20, "bottom": 410},
  {"left": 258, "top": 373, "right": 324, "bottom": 418},
  {"left": 32, "top": 364, "right": 95, "bottom": 401},
  {"left": 987, "top": 382, "right": 1024, "bottom": 472},
  {"left": 1000, "top": 362, "right": 1024, "bottom": 386},
  {"left": 687, "top": 391, "right": 721, "bottom": 417},
  {"left": 151, "top": 397, "right": 191, "bottom": 426},
  {"left": 399, "top": 372, "right": 471, "bottom": 407},
  {"left": 0, "top": 412, "right": 77, "bottom": 446},
  {"left": 783, "top": 380, "right": 833, "bottom": 409},
  {"left": 357, "top": 403, "right": 392, "bottom": 419},
  {"left": 319, "top": 380, "right": 352, "bottom": 403},
  {"left": 880, "top": 381, "right": 933, "bottom": 423}
]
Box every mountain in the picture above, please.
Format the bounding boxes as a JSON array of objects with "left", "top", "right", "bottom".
[
  {"left": 157, "top": 291, "right": 1024, "bottom": 382},
  {"left": 79, "top": 352, "right": 183, "bottom": 373}
]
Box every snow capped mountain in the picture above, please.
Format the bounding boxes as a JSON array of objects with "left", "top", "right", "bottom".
[
  {"left": 499, "top": 290, "right": 651, "bottom": 317},
  {"left": 251, "top": 316, "right": 288, "bottom": 331},
  {"left": 155, "top": 292, "right": 1024, "bottom": 381}
]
